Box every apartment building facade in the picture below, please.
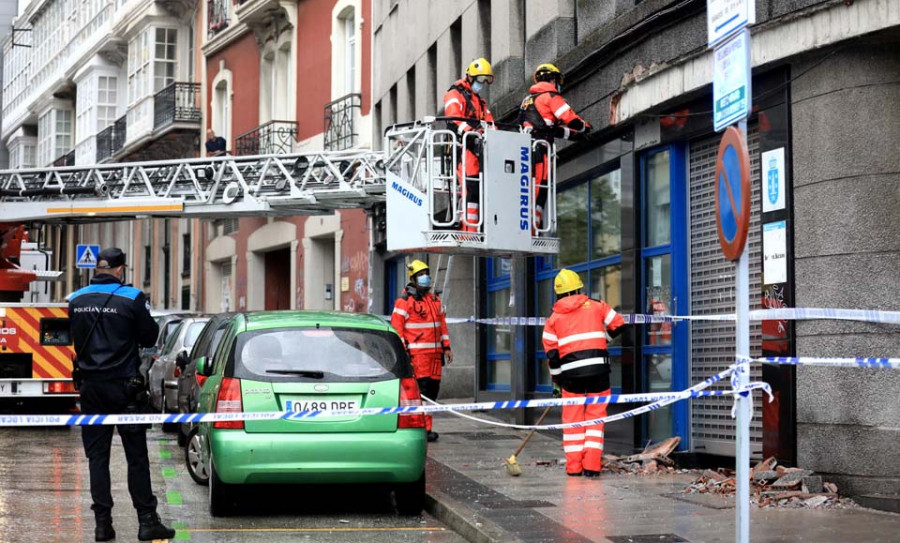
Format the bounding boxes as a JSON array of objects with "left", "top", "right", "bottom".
[
  {"left": 371, "top": 0, "right": 900, "bottom": 499},
  {"left": 199, "top": 0, "right": 373, "bottom": 315}
]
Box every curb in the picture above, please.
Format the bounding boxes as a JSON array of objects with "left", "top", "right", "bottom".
[{"left": 425, "top": 488, "right": 523, "bottom": 543}]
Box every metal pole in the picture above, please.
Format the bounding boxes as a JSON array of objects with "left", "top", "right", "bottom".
[{"left": 735, "top": 120, "right": 751, "bottom": 543}]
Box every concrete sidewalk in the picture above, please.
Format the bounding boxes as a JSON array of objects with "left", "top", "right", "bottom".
[{"left": 423, "top": 409, "right": 900, "bottom": 543}]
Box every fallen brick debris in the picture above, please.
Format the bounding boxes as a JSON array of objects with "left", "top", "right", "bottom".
[
  {"left": 602, "top": 437, "right": 681, "bottom": 475},
  {"left": 683, "top": 456, "right": 859, "bottom": 509}
]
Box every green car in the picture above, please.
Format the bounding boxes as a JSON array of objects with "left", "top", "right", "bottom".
[{"left": 195, "top": 311, "right": 427, "bottom": 516}]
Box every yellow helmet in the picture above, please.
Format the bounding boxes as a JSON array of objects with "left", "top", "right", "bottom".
[
  {"left": 466, "top": 58, "right": 494, "bottom": 84},
  {"left": 534, "top": 63, "right": 564, "bottom": 86},
  {"left": 407, "top": 259, "right": 430, "bottom": 279},
  {"left": 554, "top": 268, "right": 583, "bottom": 295}
]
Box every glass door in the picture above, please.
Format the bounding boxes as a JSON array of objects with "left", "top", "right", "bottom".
[{"left": 640, "top": 146, "right": 689, "bottom": 447}]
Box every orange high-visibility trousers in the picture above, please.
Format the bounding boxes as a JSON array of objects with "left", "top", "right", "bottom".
[
  {"left": 456, "top": 148, "right": 481, "bottom": 232},
  {"left": 561, "top": 389, "right": 609, "bottom": 474},
  {"left": 411, "top": 353, "right": 443, "bottom": 432}
]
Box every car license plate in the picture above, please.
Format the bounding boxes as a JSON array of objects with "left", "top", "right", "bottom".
[
  {"left": 0, "top": 381, "right": 19, "bottom": 395},
  {"left": 284, "top": 398, "right": 359, "bottom": 413}
]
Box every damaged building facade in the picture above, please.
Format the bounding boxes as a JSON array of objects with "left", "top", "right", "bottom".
[{"left": 371, "top": 0, "right": 900, "bottom": 501}]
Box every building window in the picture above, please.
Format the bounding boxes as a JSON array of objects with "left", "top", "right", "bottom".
[
  {"left": 343, "top": 9, "right": 356, "bottom": 95},
  {"left": 143, "top": 244, "right": 152, "bottom": 287},
  {"left": 533, "top": 168, "right": 623, "bottom": 393},
  {"left": 55, "top": 110, "right": 73, "bottom": 159},
  {"left": 485, "top": 258, "right": 511, "bottom": 391},
  {"left": 182, "top": 233, "right": 191, "bottom": 276},
  {"left": 128, "top": 30, "right": 151, "bottom": 106},
  {"left": 154, "top": 28, "right": 177, "bottom": 92},
  {"left": 213, "top": 79, "right": 230, "bottom": 143},
  {"left": 181, "top": 285, "right": 191, "bottom": 311},
  {"left": 98, "top": 76, "right": 118, "bottom": 129}
]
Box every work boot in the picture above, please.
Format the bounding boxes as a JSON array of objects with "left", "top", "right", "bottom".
[
  {"left": 566, "top": 471, "right": 583, "bottom": 477},
  {"left": 94, "top": 519, "right": 115, "bottom": 542},
  {"left": 137, "top": 511, "right": 175, "bottom": 541},
  {"left": 426, "top": 431, "right": 439, "bottom": 442},
  {"left": 583, "top": 469, "right": 601, "bottom": 478}
]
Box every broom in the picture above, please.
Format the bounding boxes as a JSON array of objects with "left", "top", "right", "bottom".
[{"left": 504, "top": 405, "right": 553, "bottom": 476}]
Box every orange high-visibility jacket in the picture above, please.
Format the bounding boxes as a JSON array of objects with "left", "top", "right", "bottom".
[
  {"left": 542, "top": 294, "right": 624, "bottom": 386},
  {"left": 391, "top": 287, "right": 451, "bottom": 357},
  {"left": 443, "top": 79, "right": 494, "bottom": 135},
  {"left": 519, "top": 81, "right": 587, "bottom": 140}
]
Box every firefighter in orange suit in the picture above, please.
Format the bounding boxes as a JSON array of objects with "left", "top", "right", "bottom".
[
  {"left": 542, "top": 269, "right": 625, "bottom": 477},
  {"left": 519, "top": 64, "right": 592, "bottom": 229},
  {"left": 443, "top": 58, "right": 495, "bottom": 232},
  {"left": 390, "top": 259, "right": 452, "bottom": 442}
]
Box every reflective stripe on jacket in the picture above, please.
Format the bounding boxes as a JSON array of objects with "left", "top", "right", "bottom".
[
  {"left": 542, "top": 294, "right": 624, "bottom": 386},
  {"left": 390, "top": 285, "right": 451, "bottom": 357},
  {"left": 519, "top": 81, "right": 586, "bottom": 140},
  {"left": 443, "top": 79, "right": 494, "bottom": 134}
]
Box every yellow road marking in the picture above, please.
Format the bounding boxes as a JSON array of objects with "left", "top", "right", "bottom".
[
  {"left": 187, "top": 526, "right": 447, "bottom": 533},
  {"left": 46, "top": 204, "right": 183, "bottom": 215}
]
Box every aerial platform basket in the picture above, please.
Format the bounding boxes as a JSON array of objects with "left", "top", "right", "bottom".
[{"left": 384, "top": 118, "right": 559, "bottom": 256}]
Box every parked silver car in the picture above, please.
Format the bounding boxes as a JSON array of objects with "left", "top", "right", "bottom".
[{"left": 148, "top": 316, "right": 210, "bottom": 420}]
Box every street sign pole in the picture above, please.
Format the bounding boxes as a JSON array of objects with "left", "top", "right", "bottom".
[
  {"left": 709, "top": 0, "right": 754, "bottom": 539},
  {"left": 735, "top": 118, "right": 751, "bottom": 543}
]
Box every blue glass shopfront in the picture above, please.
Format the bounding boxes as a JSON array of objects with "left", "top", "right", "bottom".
[{"left": 479, "top": 136, "right": 691, "bottom": 450}]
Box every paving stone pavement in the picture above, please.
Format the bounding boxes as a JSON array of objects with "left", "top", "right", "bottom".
[{"left": 424, "top": 409, "right": 900, "bottom": 543}]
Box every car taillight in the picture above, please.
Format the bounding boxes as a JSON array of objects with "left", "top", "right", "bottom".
[
  {"left": 213, "top": 377, "right": 243, "bottom": 429},
  {"left": 44, "top": 381, "right": 77, "bottom": 394},
  {"left": 398, "top": 377, "right": 425, "bottom": 429},
  {"left": 195, "top": 373, "right": 207, "bottom": 387}
]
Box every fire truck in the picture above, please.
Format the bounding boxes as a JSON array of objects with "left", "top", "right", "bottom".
[
  {"left": 0, "top": 117, "right": 559, "bottom": 411},
  {"left": 0, "top": 223, "right": 76, "bottom": 411}
]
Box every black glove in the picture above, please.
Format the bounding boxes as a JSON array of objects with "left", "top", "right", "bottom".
[
  {"left": 552, "top": 384, "right": 562, "bottom": 398},
  {"left": 71, "top": 364, "right": 83, "bottom": 391}
]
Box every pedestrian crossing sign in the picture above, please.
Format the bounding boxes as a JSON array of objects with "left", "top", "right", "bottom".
[{"left": 75, "top": 244, "right": 100, "bottom": 269}]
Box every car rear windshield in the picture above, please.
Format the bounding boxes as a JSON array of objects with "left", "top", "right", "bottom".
[
  {"left": 184, "top": 322, "right": 207, "bottom": 349},
  {"left": 229, "top": 327, "right": 411, "bottom": 382}
]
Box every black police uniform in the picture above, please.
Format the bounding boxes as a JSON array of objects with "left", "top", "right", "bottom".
[{"left": 68, "top": 254, "right": 171, "bottom": 540}]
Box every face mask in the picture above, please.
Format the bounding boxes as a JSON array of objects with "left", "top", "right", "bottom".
[
  {"left": 471, "top": 81, "right": 485, "bottom": 94},
  {"left": 416, "top": 274, "right": 433, "bottom": 289}
]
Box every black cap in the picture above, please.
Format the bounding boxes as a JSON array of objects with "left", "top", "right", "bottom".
[{"left": 97, "top": 247, "right": 126, "bottom": 269}]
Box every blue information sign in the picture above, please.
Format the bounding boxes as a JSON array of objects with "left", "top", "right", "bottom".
[{"left": 75, "top": 244, "right": 100, "bottom": 269}]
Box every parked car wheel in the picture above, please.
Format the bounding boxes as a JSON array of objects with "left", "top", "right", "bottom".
[
  {"left": 394, "top": 473, "right": 425, "bottom": 515},
  {"left": 185, "top": 428, "right": 209, "bottom": 485},
  {"left": 209, "top": 459, "right": 235, "bottom": 517}
]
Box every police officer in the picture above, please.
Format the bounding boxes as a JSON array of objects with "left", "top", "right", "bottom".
[{"left": 68, "top": 248, "right": 175, "bottom": 542}]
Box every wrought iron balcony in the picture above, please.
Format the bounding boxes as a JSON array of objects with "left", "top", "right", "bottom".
[
  {"left": 96, "top": 116, "right": 127, "bottom": 162},
  {"left": 52, "top": 150, "right": 75, "bottom": 167},
  {"left": 208, "top": 0, "right": 229, "bottom": 37},
  {"left": 234, "top": 120, "right": 299, "bottom": 156},
  {"left": 154, "top": 82, "right": 201, "bottom": 130},
  {"left": 114, "top": 116, "right": 126, "bottom": 151},
  {"left": 324, "top": 93, "right": 361, "bottom": 151}
]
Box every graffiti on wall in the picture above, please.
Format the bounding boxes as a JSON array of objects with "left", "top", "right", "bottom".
[{"left": 341, "top": 249, "right": 368, "bottom": 313}]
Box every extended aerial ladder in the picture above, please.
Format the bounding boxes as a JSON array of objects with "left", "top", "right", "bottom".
[{"left": 0, "top": 118, "right": 559, "bottom": 256}]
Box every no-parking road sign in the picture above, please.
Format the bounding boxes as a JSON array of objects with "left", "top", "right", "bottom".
[{"left": 714, "top": 127, "right": 751, "bottom": 261}]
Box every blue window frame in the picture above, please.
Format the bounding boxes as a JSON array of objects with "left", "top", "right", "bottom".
[
  {"left": 485, "top": 258, "right": 511, "bottom": 391},
  {"left": 639, "top": 145, "right": 690, "bottom": 447},
  {"left": 533, "top": 166, "right": 624, "bottom": 394}
]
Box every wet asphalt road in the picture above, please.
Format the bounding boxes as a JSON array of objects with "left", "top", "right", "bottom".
[{"left": 0, "top": 426, "right": 466, "bottom": 543}]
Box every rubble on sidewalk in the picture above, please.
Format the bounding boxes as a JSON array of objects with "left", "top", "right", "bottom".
[
  {"left": 682, "top": 456, "right": 860, "bottom": 510},
  {"left": 602, "top": 437, "right": 682, "bottom": 475}
]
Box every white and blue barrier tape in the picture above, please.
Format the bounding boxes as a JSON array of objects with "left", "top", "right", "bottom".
[
  {"left": 0, "top": 379, "right": 770, "bottom": 429},
  {"left": 753, "top": 356, "right": 900, "bottom": 370},
  {"left": 440, "top": 307, "right": 900, "bottom": 326}
]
